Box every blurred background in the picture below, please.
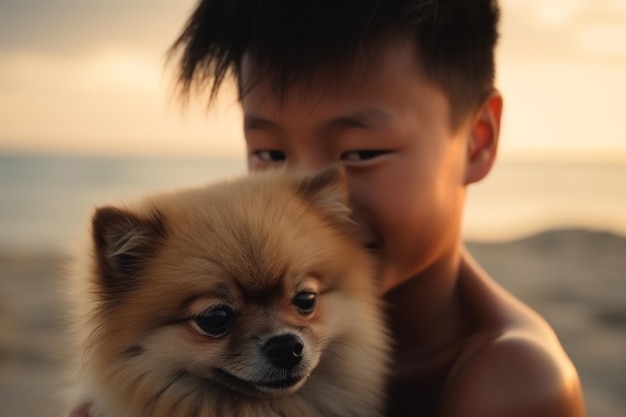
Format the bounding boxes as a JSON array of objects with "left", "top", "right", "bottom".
[{"left": 0, "top": 0, "right": 625, "bottom": 416}]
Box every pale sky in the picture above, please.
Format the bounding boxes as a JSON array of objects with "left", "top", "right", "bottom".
[{"left": 0, "top": 0, "right": 625, "bottom": 159}]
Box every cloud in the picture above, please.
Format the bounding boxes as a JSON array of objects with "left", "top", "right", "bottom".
[
  {"left": 499, "top": 0, "right": 626, "bottom": 64},
  {"left": 0, "top": 0, "right": 195, "bottom": 56},
  {"left": 580, "top": 24, "right": 626, "bottom": 58},
  {"left": 0, "top": 48, "right": 162, "bottom": 98},
  {"left": 497, "top": 59, "right": 626, "bottom": 164}
]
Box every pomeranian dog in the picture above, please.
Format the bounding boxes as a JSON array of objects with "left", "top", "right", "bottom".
[{"left": 67, "top": 166, "right": 389, "bottom": 417}]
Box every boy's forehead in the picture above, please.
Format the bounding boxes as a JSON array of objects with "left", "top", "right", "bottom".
[
  {"left": 239, "top": 38, "right": 455, "bottom": 131},
  {"left": 245, "top": 38, "right": 418, "bottom": 92}
]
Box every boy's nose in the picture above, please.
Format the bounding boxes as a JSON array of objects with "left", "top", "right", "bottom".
[{"left": 287, "top": 150, "right": 335, "bottom": 172}]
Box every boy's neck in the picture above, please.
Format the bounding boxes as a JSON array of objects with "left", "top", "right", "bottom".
[{"left": 383, "top": 242, "right": 467, "bottom": 357}]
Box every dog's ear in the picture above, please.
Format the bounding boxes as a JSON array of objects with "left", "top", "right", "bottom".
[
  {"left": 91, "top": 206, "right": 165, "bottom": 299},
  {"left": 294, "top": 165, "right": 353, "bottom": 228}
]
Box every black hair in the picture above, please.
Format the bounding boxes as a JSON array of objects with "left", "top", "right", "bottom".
[{"left": 169, "top": 0, "right": 499, "bottom": 126}]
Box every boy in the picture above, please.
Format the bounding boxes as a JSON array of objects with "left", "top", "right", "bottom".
[{"left": 72, "top": 1, "right": 586, "bottom": 416}]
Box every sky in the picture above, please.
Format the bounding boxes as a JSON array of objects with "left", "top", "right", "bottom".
[{"left": 0, "top": 0, "right": 625, "bottom": 159}]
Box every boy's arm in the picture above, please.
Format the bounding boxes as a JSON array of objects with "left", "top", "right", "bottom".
[{"left": 441, "top": 336, "right": 586, "bottom": 417}]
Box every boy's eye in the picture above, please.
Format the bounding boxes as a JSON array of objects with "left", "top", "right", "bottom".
[
  {"left": 340, "top": 150, "right": 388, "bottom": 162},
  {"left": 254, "top": 150, "right": 287, "bottom": 162},
  {"left": 193, "top": 306, "right": 235, "bottom": 337}
]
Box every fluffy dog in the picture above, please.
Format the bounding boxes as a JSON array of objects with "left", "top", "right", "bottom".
[{"left": 67, "top": 167, "right": 389, "bottom": 417}]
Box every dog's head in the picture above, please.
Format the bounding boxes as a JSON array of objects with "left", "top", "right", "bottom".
[{"left": 85, "top": 166, "right": 376, "bottom": 400}]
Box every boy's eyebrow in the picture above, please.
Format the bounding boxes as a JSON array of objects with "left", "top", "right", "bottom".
[
  {"left": 243, "top": 107, "right": 393, "bottom": 131},
  {"left": 243, "top": 114, "right": 280, "bottom": 130},
  {"left": 329, "top": 107, "right": 393, "bottom": 128}
]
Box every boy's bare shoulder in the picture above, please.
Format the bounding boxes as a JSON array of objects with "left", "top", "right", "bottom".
[
  {"left": 441, "top": 330, "right": 585, "bottom": 417},
  {"left": 441, "top": 254, "right": 586, "bottom": 417}
]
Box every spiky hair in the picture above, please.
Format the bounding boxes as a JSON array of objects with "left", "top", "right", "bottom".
[{"left": 169, "top": 0, "right": 499, "bottom": 125}]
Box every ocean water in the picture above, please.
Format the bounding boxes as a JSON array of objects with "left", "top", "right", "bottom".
[
  {"left": 464, "top": 158, "right": 626, "bottom": 240},
  {"left": 0, "top": 154, "right": 247, "bottom": 253},
  {"left": 1, "top": 153, "right": 625, "bottom": 252}
]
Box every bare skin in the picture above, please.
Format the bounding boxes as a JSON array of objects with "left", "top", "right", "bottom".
[
  {"left": 242, "top": 39, "right": 586, "bottom": 417},
  {"left": 70, "top": 38, "right": 586, "bottom": 416},
  {"left": 385, "top": 250, "right": 585, "bottom": 416}
]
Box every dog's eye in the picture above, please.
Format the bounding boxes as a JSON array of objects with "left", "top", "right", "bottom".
[
  {"left": 194, "top": 307, "right": 234, "bottom": 337},
  {"left": 293, "top": 292, "right": 317, "bottom": 315}
]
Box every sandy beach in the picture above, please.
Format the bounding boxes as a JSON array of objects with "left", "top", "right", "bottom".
[{"left": 1, "top": 228, "right": 624, "bottom": 417}]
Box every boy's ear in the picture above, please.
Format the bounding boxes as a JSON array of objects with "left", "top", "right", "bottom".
[
  {"left": 464, "top": 90, "right": 503, "bottom": 185},
  {"left": 294, "top": 165, "right": 354, "bottom": 229},
  {"left": 91, "top": 206, "right": 165, "bottom": 299}
]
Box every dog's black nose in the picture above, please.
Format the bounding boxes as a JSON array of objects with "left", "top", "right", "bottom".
[{"left": 262, "top": 334, "right": 304, "bottom": 369}]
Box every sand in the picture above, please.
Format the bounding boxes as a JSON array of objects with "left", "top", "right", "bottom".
[{"left": 1, "top": 229, "right": 624, "bottom": 417}]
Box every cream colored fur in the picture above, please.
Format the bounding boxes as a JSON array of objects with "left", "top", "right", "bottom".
[{"left": 66, "top": 167, "right": 389, "bottom": 417}]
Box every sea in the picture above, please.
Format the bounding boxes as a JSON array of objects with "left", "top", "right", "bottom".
[{"left": 1, "top": 152, "right": 625, "bottom": 252}]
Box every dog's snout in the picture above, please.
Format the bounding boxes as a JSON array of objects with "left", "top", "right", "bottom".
[{"left": 262, "top": 334, "right": 304, "bottom": 369}]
